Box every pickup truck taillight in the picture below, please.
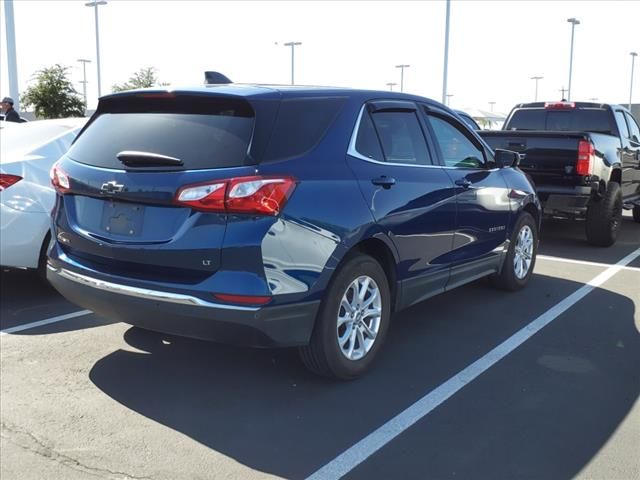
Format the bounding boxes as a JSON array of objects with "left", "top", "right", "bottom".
[
  {"left": 175, "top": 175, "right": 297, "bottom": 215},
  {"left": 577, "top": 140, "right": 594, "bottom": 176}
]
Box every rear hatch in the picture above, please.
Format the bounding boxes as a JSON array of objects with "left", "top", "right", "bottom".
[{"left": 53, "top": 92, "right": 259, "bottom": 284}]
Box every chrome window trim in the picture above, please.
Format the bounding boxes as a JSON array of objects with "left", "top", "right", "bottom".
[
  {"left": 347, "top": 104, "right": 498, "bottom": 171},
  {"left": 48, "top": 264, "right": 260, "bottom": 311}
]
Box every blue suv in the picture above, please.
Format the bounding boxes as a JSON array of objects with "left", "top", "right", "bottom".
[{"left": 47, "top": 85, "right": 540, "bottom": 379}]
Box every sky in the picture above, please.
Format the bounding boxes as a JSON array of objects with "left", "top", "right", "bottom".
[{"left": 1, "top": 0, "right": 639, "bottom": 115}]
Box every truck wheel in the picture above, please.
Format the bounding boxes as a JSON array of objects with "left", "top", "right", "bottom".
[
  {"left": 492, "top": 212, "right": 538, "bottom": 291},
  {"left": 633, "top": 205, "right": 640, "bottom": 223},
  {"left": 585, "top": 182, "right": 622, "bottom": 247},
  {"left": 299, "top": 254, "right": 391, "bottom": 380}
]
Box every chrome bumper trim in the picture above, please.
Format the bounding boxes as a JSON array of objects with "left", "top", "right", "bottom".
[{"left": 48, "top": 264, "right": 259, "bottom": 312}]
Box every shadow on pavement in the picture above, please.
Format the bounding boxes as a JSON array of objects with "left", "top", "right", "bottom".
[
  {"left": 0, "top": 270, "right": 114, "bottom": 334},
  {"left": 89, "top": 273, "right": 639, "bottom": 479},
  {"left": 539, "top": 215, "right": 640, "bottom": 264}
]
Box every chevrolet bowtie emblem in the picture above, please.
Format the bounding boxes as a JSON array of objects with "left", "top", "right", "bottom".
[{"left": 100, "top": 181, "right": 125, "bottom": 194}]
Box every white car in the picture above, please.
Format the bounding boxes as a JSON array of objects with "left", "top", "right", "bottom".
[{"left": 1, "top": 118, "right": 87, "bottom": 275}]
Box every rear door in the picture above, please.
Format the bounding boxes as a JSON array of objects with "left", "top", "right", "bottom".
[
  {"left": 422, "top": 107, "right": 511, "bottom": 287},
  {"left": 346, "top": 100, "right": 457, "bottom": 308},
  {"left": 53, "top": 93, "right": 257, "bottom": 283}
]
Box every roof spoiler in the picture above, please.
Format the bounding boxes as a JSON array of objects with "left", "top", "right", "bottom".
[{"left": 204, "top": 71, "right": 232, "bottom": 85}]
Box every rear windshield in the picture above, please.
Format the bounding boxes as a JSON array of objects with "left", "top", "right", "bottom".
[
  {"left": 506, "top": 108, "right": 614, "bottom": 134},
  {"left": 67, "top": 97, "right": 254, "bottom": 170}
]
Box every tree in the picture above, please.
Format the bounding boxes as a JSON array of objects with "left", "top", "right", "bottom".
[
  {"left": 21, "top": 65, "right": 85, "bottom": 119},
  {"left": 112, "top": 67, "right": 168, "bottom": 93}
]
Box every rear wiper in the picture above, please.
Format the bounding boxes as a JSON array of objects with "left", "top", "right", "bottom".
[{"left": 116, "top": 150, "right": 184, "bottom": 167}]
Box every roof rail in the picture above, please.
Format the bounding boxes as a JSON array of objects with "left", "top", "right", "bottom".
[{"left": 204, "top": 71, "right": 232, "bottom": 85}]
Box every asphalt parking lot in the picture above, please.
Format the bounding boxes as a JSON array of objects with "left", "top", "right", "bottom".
[{"left": 1, "top": 213, "right": 639, "bottom": 480}]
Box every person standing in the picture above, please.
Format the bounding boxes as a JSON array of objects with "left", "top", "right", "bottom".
[{"left": 1, "top": 97, "right": 21, "bottom": 122}]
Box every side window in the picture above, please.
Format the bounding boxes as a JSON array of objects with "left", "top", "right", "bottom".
[
  {"left": 427, "top": 114, "right": 486, "bottom": 168},
  {"left": 369, "top": 111, "right": 432, "bottom": 165},
  {"left": 355, "top": 110, "right": 384, "bottom": 161},
  {"left": 624, "top": 113, "right": 640, "bottom": 143},
  {"left": 614, "top": 111, "right": 630, "bottom": 139}
]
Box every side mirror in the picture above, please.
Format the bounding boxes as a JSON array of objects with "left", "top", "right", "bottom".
[{"left": 494, "top": 149, "right": 522, "bottom": 168}]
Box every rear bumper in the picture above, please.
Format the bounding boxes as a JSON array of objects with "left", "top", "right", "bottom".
[
  {"left": 47, "top": 263, "right": 319, "bottom": 348},
  {"left": 537, "top": 184, "right": 596, "bottom": 217}
]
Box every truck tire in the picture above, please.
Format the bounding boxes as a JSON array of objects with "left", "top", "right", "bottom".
[
  {"left": 585, "top": 182, "right": 622, "bottom": 247},
  {"left": 633, "top": 205, "right": 640, "bottom": 223}
]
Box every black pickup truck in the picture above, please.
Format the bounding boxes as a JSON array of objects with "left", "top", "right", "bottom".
[{"left": 479, "top": 102, "right": 640, "bottom": 246}]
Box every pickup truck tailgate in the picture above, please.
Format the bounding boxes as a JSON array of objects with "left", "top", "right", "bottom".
[{"left": 479, "top": 131, "right": 587, "bottom": 187}]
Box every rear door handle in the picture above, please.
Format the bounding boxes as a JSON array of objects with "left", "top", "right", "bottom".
[
  {"left": 371, "top": 176, "right": 396, "bottom": 189},
  {"left": 455, "top": 178, "right": 473, "bottom": 189}
]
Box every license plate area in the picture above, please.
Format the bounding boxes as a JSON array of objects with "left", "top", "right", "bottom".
[{"left": 101, "top": 201, "right": 145, "bottom": 237}]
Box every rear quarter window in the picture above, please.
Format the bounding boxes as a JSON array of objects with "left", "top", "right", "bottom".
[{"left": 261, "top": 97, "right": 346, "bottom": 162}]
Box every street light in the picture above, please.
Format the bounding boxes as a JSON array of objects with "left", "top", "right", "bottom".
[
  {"left": 629, "top": 52, "right": 638, "bottom": 110},
  {"left": 489, "top": 101, "right": 496, "bottom": 112},
  {"left": 85, "top": 0, "right": 107, "bottom": 98},
  {"left": 442, "top": 0, "right": 451, "bottom": 104},
  {"left": 530, "top": 76, "right": 543, "bottom": 102},
  {"left": 77, "top": 59, "right": 91, "bottom": 108},
  {"left": 560, "top": 86, "right": 568, "bottom": 100},
  {"left": 283, "top": 41, "right": 302, "bottom": 85},
  {"left": 395, "top": 64, "right": 410, "bottom": 92},
  {"left": 566, "top": 17, "right": 580, "bottom": 102},
  {"left": 386, "top": 82, "right": 397, "bottom": 91},
  {"left": 446, "top": 94, "right": 454, "bottom": 106}
]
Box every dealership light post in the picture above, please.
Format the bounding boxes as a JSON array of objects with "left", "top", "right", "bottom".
[
  {"left": 446, "top": 94, "right": 454, "bottom": 106},
  {"left": 630, "top": 52, "right": 637, "bottom": 110},
  {"left": 77, "top": 59, "right": 91, "bottom": 108},
  {"left": 3, "top": 0, "right": 19, "bottom": 111},
  {"left": 386, "top": 82, "right": 397, "bottom": 91},
  {"left": 442, "top": 0, "right": 451, "bottom": 104},
  {"left": 566, "top": 17, "right": 580, "bottom": 102},
  {"left": 396, "top": 64, "right": 410, "bottom": 92},
  {"left": 531, "top": 75, "right": 543, "bottom": 102},
  {"left": 283, "top": 41, "right": 302, "bottom": 85},
  {"left": 85, "top": 0, "right": 107, "bottom": 98},
  {"left": 489, "top": 101, "right": 496, "bottom": 112}
]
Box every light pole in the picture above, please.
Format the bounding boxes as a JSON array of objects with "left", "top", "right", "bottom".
[
  {"left": 283, "top": 41, "right": 302, "bottom": 85},
  {"left": 395, "top": 64, "right": 410, "bottom": 92},
  {"left": 629, "top": 52, "right": 638, "bottom": 110},
  {"left": 489, "top": 101, "right": 496, "bottom": 112},
  {"left": 530, "top": 75, "right": 543, "bottom": 102},
  {"left": 77, "top": 59, "right": 91, "bottom": 108},
  {"left": 85, "top": 0, "right": 107, "bottom": 98},
  {"left": 566, "top": 17, "right": 580, "bottom": 102},
  {"left": 442, "top": 0, "right": 451, "bottom": 104},
  {"left": 386, "top": 82, "right": 397, "bottom": 91},
  {"left": 446, "top": 94, "right": 454, "bottom": 106},
  {"left": 4, "top": 0, "right": 19, "bottom": 111},
  {"left": 560, "top": 86, "right": 568, "bottom": 100}
]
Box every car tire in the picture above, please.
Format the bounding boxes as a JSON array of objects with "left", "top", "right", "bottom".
[
  {"left": 585, "top": 182, "right": 623, "bottom": 247},
  {"left": 299, "top": 253, "right": 391, "bottom": 380},
  {"left": 633, "top": 205, "right": 640, "bottom": 223},
  {"left": 492, "top": 212, "right": 538, "bottom": 291},
  {"left": 37, "top": 231, "right": 52, "bottom": 282}
]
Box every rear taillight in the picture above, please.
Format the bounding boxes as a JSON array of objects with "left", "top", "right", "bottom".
[
  {"left": 50, "top": 161, "right": 70, "bottom": 193},
  {"left": 577, "top": 140, "right": 594, "bottom": 176},
  {"left": 175, "top": 175, "right": 296, "bottom": 215},
  {"left": 0, "top": 174, "right": 22, "bottom": 191},
  {"left": 545, "top": 102, "right": 576, "bottom": 109}
]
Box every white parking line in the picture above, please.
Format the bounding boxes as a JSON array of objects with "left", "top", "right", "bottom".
[
  {"left": 0, "top": 310, "right": 92, "bottom": 335},
  {"left": 538, "top": 254, "right": 640, "bottom": 272},
  {"left": 306, "top": 247, "right": 640, "bottom": 480}
]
